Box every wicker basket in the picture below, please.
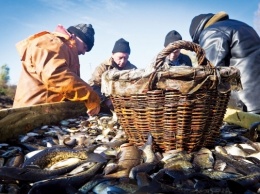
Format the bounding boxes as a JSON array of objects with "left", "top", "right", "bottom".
[{"left": 102, "top": 40, "right": 241, "bottom": 152}]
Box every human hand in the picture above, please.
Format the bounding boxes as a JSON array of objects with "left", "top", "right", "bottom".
[{"left": 87, "top": 105, "right": 100, "bottom": 117}]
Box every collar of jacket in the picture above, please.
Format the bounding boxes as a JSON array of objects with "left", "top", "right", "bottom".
[
  {"left": 106, "top": 57, "right": 119, "bottom": 68},
  {"left": 105, "top": 57, "right": 130, "bottom": 70},
  {"left": 204, "top": 11, "right": 229, "bottom": 29},
  {"left": 52, "top": 24, "right": 75, "bottom": 46},
  {"left": 102, "top": 58, "right": 116, "bottom": 70},
  {"left": 104, "top": 57, "right": 113, "bottom": 68},
  {"left": 52, "top": 31, "right": 71, "bottom": 41},
  {"left": 52, "top": 31, "right": 75, "bottom": 48},
  {"left": 55, "top": 24, "right": 71, "bottom": 36}
]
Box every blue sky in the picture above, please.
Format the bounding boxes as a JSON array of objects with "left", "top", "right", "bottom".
[{"left": 1, "top": 0, "right": 260, "bottom": 85}]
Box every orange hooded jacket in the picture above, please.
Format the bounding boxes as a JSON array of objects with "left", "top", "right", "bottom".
[{"left": 13, "top": 26, "right": 100, "bottom": 111}]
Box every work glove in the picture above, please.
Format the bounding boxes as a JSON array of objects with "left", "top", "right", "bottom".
[{"left": 84, "top": 91, "right": 101, "bottom": 116}]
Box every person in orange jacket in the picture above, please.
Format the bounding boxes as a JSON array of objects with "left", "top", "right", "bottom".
[{"left": 13, "top": 23, "right": 100, "bottom": 116}]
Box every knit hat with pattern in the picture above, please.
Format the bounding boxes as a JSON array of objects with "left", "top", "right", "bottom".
[{"left": 67, "top": 24, "right": 95, "bottom": 51}]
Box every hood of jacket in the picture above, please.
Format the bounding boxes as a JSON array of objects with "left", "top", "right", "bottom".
[
  {"left": 16, "top": 31, "right": 50, "bottom": 61},
  {"left": 16, "top": 25, "right": 71, "bottom": 61},
  {"left": 189, "top": 13, "right": 214, "bottom": 44},
  {"left": 189, "top": 12, "right": 229, "bottom": 44}
]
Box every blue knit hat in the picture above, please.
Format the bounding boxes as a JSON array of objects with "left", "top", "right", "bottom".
[
  {"left": 164, "top": 30, "right": 182, "bottom": 47},
  {"left": 112, "top": 38, "right": 131, "bottom": 54}
]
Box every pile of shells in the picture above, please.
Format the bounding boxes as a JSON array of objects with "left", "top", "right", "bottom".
[{"left": 0, "top": 112, "right": 260, "bottom": 194}]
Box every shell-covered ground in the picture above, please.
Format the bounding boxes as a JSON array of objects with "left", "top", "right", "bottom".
[{"left": 0, "top": 112, "right": 260, "bottom": 194}]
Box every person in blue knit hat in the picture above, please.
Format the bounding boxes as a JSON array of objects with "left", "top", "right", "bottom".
[
  {"left": 162, "top": 30, "right": 192, "bottom": 68},
  {"left": 88, "top": 38, "right": 137, "bottom": 113}
]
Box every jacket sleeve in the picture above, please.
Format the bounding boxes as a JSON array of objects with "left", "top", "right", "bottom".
[
  {"left": 199, "top": 29, "right": 230, "bottom": 67},
  {"left": 30, "top": 41, "right": 100, "bottom": 111},
  {"left": 88, "top": 62, "right": 108, "bottom": 87},
  {"left": 88, "top": 63, "right": 109, "bottom": 102}
]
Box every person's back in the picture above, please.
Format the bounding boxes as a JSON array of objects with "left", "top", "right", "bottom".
[
  {"left": 189, "top": 11, "right": 260, "bottom": 114},
  {"left": 14, "top": 30, "right": 78, "bottom": 106},
  {"left": 13, "top": 24, "right": 100, "bottom": 116}
]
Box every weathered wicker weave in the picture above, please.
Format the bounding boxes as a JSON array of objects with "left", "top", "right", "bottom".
[{"left": 102, "top": 40, "right": 241, "bottom": 152}]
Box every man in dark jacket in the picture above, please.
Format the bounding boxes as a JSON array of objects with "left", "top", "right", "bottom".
[
  {"left": 189, "top": 11, "right": 260, "bottom": 114},
  {"left": 163, "top": 30, "right": 192, "bottom": 68}
]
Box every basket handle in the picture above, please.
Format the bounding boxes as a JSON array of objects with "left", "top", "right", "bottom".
[{"left": 148, "top": 40, "right": 213, "bottom": 90}]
